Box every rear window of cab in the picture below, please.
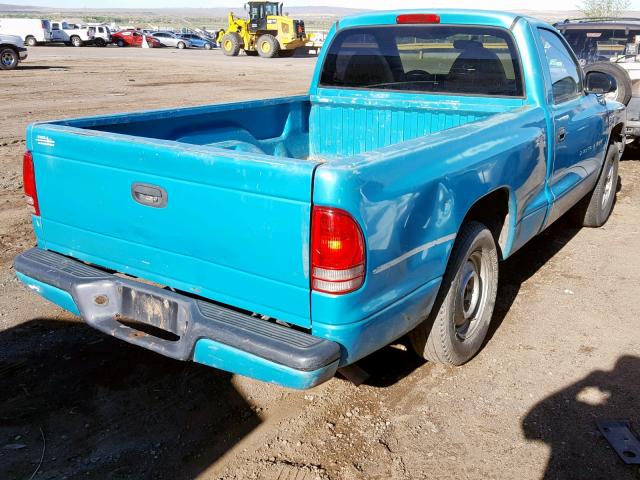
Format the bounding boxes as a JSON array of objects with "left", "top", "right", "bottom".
[{"left": 320, "top": 25, "right": 524, "bottom": 97}]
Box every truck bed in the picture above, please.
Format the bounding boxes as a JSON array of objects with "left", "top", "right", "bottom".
[
  {"left": 27, "top": 93, "right": 525, "bottom": 332},
  {"left": 52, "top": 94, "right": 521, "bottom": 160}
]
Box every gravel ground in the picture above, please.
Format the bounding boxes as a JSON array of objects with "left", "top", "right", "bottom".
[{"left": 0, "top": 46, "right": 639, "bottom": 480}]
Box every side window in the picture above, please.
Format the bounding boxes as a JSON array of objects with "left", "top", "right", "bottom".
[{"left": 538, "top": 28, "right": 583, "bottom": 104}]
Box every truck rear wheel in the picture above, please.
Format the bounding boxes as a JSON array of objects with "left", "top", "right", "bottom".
[
  {"left": 0, "top": 47, "right": 19, "bottom": 70},
  {"left": 585, "top": 62, "right": 632, "bottom": 105},
  {"left": 570, "top": 144, "right": 620, "bottom": 227},
  {"left": 71, "top": 36, "right": 83, "bottom": 47},
  {"left": 257, "top": 34, "right": 279, "bottom": 58},
  {"left": 409, "top": 221, "right": 498, "bottom": 366},
  {"left": 25, "top": 36, "right": 37, "bottom": 47},
  {"left": 221, "top": 32, "right": 241, "bottom": 56},
  {"left": 94, "top": 38, "right": 106, "bottom": 47}
]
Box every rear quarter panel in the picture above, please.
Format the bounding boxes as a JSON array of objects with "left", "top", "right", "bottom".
[{"left": 311, "top": 106, "right": 549, "bottom": 363}]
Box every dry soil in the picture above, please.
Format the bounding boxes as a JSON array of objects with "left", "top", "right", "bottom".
[{"left": 1, "top": 46, "right": 639, "bottom": 480}]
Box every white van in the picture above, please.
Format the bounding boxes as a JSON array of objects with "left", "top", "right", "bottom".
[{"left": 0, "top": 18, "right": 52, "bottom": 46}]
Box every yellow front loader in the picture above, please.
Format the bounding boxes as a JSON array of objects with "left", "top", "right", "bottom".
[{"left": 218, "top": 1, "right": 307, "bottom": 58}]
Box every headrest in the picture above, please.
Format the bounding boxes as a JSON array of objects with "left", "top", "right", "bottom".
[{"left": 453, "top": 39, "right": 484, "bottom": 50}]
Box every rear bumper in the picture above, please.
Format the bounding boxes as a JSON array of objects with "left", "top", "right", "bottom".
[{"left": 14, "top": 248, "right": 340, "bottom": 389}]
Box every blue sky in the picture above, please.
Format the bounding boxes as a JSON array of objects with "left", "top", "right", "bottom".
[{"left": 8, "top": 0, "right": 640, "bottom": 10}]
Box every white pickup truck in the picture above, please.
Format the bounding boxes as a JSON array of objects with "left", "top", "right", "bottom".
[
  {"left": 51, "top": 22, "right": 110, "bottom": 47},
  {"left": 0, "top": 34, "right": 27, "bottom": 70}
]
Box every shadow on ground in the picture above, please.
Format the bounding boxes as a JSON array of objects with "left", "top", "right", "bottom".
[
  {"left": 359, "top": 216, "right": 582, "bottom": 388},
  {"left": 523, "top": 355, "right": 640, "bottom": 479},
  {"left": 0, "top": 319, "right": 260, "bottom": 479},
  {"left": 16, "top": 65, "right": 69, "bottom": 71},
  {"left": 622, "top": 142, "right": 640, "bottom": 161}
]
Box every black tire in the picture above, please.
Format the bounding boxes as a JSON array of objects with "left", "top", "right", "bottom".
[
  {"left": 570, "top": 144, "right": 620, "bottom": 228},
  {"left": 0, "top": 47, "right": 19, "bottom": 70},
  {"left": 278, "top": 49, "right": 296, "bottom": 58},
  {"left": 409, "top": 221, "right": 499, "bottom": 365},
  {"left": 585, "top": 62, "right": 632, "bottom": 105},
  {"left": 256, "top": 34, "right": 279, "bottom": 58},
  {"left": 177, "top": 41, "right": 186, "bottom": 49},
  {"left": 244, "top": 50, "right": 259, "bottom": 56},
  {"left": 116, "top": 39, "right": 125, "bottom": 48},
  {"left": 94, "top": 38, "right": 106, "bottom": 47},
  {"left": 25, "top": 36, "right": 37, "bottom": 47},
  {"left": 221, "top": 32, "right": 241, "bottom": 56},
  {"left": 70, "top": 36, "right": 83, "bottom": 47}
]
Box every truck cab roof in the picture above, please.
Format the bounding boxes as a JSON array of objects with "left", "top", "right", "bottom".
[{"left": 336, "top": 9, "right": 538, "bottom": 30}]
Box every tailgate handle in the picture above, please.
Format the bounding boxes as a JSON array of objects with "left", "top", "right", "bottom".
[{"left": 131, "top": 183, "right": 167, "bottom": 208}]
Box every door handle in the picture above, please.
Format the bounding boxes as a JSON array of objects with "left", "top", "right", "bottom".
[
  {"left": 131, "top": 183, "right": 168, "bottom": 208},
  {"left": 557, "top": 127, "right": 567, "bottom": 143}
]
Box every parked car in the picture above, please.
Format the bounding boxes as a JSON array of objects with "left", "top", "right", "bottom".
[
  {"left": 152, "top": 31, "right": 191, "bottom": 49},
  {"left": 0, "top": 34, "right": 27, "bottom": 70},
  {"left": 555, "top": 18, "right": 640, "bottom": 142},
  {"left": 15, "top": 10, "right": 625, "bottom": 389},
  {"left": 111, "top": 30, "right": 160, "bottom": 48},
  {"left": 0, "top": 18, "right": 52, "bottom": 46},
  {"left": 50, "top": 21, "right": 110, "bottom": 47},
  {"left": 179, "top": 33, "right": 215, "bottom": 49},
  {"left": 88, "top": 25, "right": 111, "bottom": 47}
]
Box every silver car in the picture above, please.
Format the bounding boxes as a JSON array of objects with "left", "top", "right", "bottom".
[
  {"left": 0, "top": 34, "right": 27, "bottom": 70},
  {"left": 151, "top": 31, "right": 191, "bottom": 49}
]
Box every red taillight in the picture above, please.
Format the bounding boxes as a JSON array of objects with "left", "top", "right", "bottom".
[
  {"left": 23, "top": 151, "right": 40, "bottom": 216},
  {"left": 311, "top": 206, "right": 365, "bottom": 294},
  {"left": 396, "top": 14, "right": 440, "bottom": 24}
]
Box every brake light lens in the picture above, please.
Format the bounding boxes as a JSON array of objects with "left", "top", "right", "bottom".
[
  {"left": 396, "top": 14, "right": 441, "bottom": 24},
  {"left": 311, "top": 206, "right": 365, "bottom": 294},
  {"left": 23, "top": 151, "right": 40, "bottom": 216}
]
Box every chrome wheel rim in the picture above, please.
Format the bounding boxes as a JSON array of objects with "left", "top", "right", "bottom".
[
  {"left": 455, "top": 250, "right": 488, "bottom": 340},
  {"left": 602, "top": 161, "right": 615, "bottom": 209},
  {"left": 1, "top": 51, "right": 15, "bottom": 67}
]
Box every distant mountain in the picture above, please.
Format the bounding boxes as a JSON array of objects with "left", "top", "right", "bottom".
[
  {"left": 0, "top": 3, "right": 41, "bottom": 11},
  {"left": 0, "top": 4, "right": 369, "bottom": 15},
  {"left": 1, "top": 4, "right": 639, "bottom": 24}
]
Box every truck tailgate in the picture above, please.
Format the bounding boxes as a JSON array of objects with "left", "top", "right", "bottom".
[{"left": 28, "top": 123, "right": 318, "bottom": 328}]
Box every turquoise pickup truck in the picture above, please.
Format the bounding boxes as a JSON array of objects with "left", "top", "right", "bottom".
[{"left": 15, "top": 10, "right": 625, "bottom": 389}]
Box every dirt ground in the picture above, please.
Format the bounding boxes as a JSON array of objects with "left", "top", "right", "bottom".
[{"left": 1, "top": 46, "right": 639, "bottom": 480}]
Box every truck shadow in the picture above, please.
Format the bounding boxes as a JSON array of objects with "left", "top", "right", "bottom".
[
  {"left": 522, "top": 355, "right": 640, "bottom": 479},
  {"left": 16, "top": 65, "right": 69, "bottom": 71},
  {"left": 622, "top": 142, "right": 640, "bottom": 161},
  {"left": 359, "top": 216, "right": 582, "bottom": 388},
  {"left": 0, "top": 318, "right": 260, "bottom": 480}
]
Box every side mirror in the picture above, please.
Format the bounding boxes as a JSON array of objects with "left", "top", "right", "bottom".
[{"left": 585, "top": 71, "right": 617, "bottom": 96}]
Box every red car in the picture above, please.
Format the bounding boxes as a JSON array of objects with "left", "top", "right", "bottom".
[{"left": 111, "top": 30, "right": 160, "bottom": 48}]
